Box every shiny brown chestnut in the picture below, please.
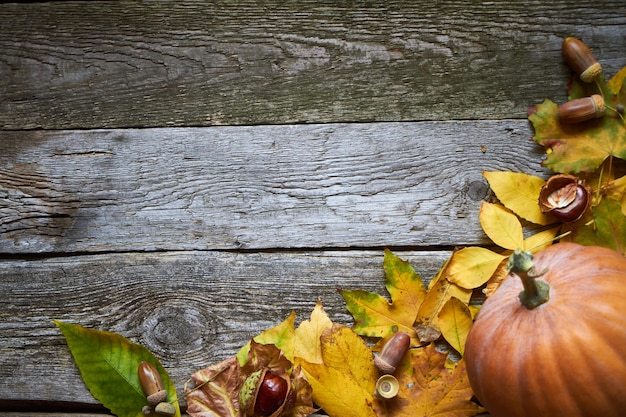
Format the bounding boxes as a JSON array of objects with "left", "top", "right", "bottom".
[
  {"left": 558, "top": 94, "right": 605, "bottom": 124},
  {"left": 138, "top": 361, "right": 168, "bottom": 406},
  {"left": 240, "top": 368, "right": 293, "bottom": 417},
  {"left": 374, "top": 331, "right": 410, "bottom": 374},
  {"left": 539, "top": 174, "right": 591, "bottom": 222},
  {"left": 562, "top": 37, "right": 602, "bottom": 82}
]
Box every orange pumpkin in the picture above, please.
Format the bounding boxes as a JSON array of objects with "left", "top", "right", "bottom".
[{"left": 465, "top": 242, "right": 626, "bottom": 417}]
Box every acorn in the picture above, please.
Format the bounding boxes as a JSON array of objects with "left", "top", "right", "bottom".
[
  {"left": 558, "top": 94, "right": 605, "bottom": 124},
  {"left": 538, "top": 174, "right": 591, "bottom": 223},
  {"left": 562, "top": 37, "right": 602, "bottom": 82},
  {"left": 375, "top": 374, "right": 400, "bottom": 399},
  {"left": 138, "top": 361, "right": 168, "bottom": 406},
  {"left": 239, "top": 368, "right": 293, "bottom": 417},
  {"left": 374, "top": 331, "right": 410, "bottom": 374}
]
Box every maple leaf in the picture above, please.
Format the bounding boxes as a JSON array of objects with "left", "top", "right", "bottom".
[
  {"left": 384, "top": 343, "right": 484, "bottom": 417},
  {"left": 296, "top": 324, "right": 380, "bottom": 417},
  {"left": 340, "top": 249, "right": 425, "bottom": 343},
  {"left": 529, "top": 69, "right": 626, "bottom": 174},
  {"left": 567, "top": 197, "right": 626, "bottom": 255}
]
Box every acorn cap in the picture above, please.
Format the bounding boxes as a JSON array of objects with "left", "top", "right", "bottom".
[{"left": 376, "top": 375, "right": 400, "bottom": 399}]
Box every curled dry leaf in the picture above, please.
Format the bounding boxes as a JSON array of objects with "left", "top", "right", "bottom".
[{"left": 185, "top": 341, "right": 315, "bottom": 417}]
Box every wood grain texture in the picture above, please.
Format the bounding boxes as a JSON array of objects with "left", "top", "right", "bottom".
[
  {"left": 0, "top": 250, "right": 453, "bottom": 407},
  {"left": 1, "top": 1, "right": 625, "bottom": 129},
  {"left": 0, "top": 121, "right": 548, "bottom": 254}
]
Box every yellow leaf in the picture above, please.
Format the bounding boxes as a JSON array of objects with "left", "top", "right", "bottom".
[
  {"left": 298, "top": 362, "right": 378, "bottom": 417},
  {"left": 605, "top": 174, "right": 626, "bottom": 216},
  {"left": 296, "top": 324, "right": 379, "bottom": 417},
  {"left": 448, "top": 246, "right": 507, "bottom": 289},
  {"left": 523, "top": 226, "right": 560, "bottom": 253},
  {"left": 483, "top": 171, "right": 553, "bottom": 225},
  {"left": 437, "top": 297, "right": 472, "bottom": 356},
  {"left": 392, "top": 344, "right": 484, "bottom": 416},
  {"left": 415, "top": 262, "right": 472, "bottom": 343},
  {"left": 294, "top": 300, "right": 333, "bottom": 364},
  {"left": 480, "top": 202, "right": 524, "bottom": 250}
]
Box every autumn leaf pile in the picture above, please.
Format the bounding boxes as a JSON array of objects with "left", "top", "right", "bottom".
[{"left": 55, "top": 38, "right": 626, "bottom": 417}]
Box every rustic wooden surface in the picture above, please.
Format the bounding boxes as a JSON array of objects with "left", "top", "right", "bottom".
[{"left": 1, "top": 0, "right": 625, "bottom": 415}]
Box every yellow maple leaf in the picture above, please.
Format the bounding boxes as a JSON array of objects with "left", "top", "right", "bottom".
[
  {"left": 296, "top": 324, "right": 379, "bottom": 417},
  {"left": 389, "top": 344, "right": 484, "bottom": 417}
]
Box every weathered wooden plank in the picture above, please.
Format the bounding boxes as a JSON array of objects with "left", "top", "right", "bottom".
[
  {"left": 1, "top": 1, "right": 625, "bottom": 129},
  {"left": 0, "top": 121, "right": 548, "bottom": 254},
  {"left": 0, "top": 250, "right": 453, "bottom": 407}
]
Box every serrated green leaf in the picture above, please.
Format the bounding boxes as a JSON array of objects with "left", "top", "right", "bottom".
[
  {"left": 54, "top": 320, "right": 180, "bottom": 417},
  {"left": 569, "top": 198, "right": 626, "bottom": 255},
  {"left": 529, "top": 71, "right": 626, "bottom": 174},
  {"left": 340, "top": 250, "right": 423, "bottom": 342}
]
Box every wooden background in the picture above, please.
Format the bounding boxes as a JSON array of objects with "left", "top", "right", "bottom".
[{"left": 1, "top": 1, "right": 625, "bottom": 415}]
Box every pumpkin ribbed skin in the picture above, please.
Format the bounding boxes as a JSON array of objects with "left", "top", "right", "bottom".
[{"left": 465, "top": 242, "right": 626, "bottom": 417}]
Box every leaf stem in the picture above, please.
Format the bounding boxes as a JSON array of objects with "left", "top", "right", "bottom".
[{"left": 507, "top": 249, "right": 550, "bottom": 309}]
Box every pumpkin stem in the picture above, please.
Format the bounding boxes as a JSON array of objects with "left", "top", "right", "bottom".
[{"left": 507, "top": 249, "right": 550, "bottom": 309}]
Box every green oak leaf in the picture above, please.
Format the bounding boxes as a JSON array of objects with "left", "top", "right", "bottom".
[
  {"left": 54, "top": 320, "right": 180, "bottom": 417},
  {"left": 568, "top": 198, "right": 626, "bottom": 255},
  {"left": 529, "top": 70, "right": 626, "bottom": 174},
  {"left": 339, "top": 249, "right": 425, "bottom": 343}
]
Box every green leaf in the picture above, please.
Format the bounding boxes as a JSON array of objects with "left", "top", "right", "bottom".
[
  {"left": 340, "top": 250, "right": 424, "bottom": 342},
  {"left": 529, "top": 71, "right": 626, "bottom": 174},
  {"left": 569, "top": 198, "right": 626, "bottom": 255},
  {"left": 54, "top": 320, "right": 180, "bottom": 417}
]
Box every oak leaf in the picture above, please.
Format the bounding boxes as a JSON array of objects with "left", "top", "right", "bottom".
[{"left": 568, "top": 197, "right": 626, "bottom": 255}]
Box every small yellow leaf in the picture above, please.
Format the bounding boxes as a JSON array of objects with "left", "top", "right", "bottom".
[
  {"left": 480, "top": 202, "right": 524, "bottom": 250},
  {"left": 294, "top": 300, "right": 333, "bottom": 365},
  {"left": 415, "top": 262, "right": 472, "bottom": 343},
  {"left": 448, "top": 246, "right": 507, "bottom": 289},
  {"left": 437, "top": 297, "right": 472, "bottom": 356},
  {"left": 523, "top": 227, "right": 560, "bottom": 253},
  {"left": 483, "top": 171, "right": 553, "bottom": 225},
  {"left": 236, "top": 312, "right": 296, "bottom": 365}
]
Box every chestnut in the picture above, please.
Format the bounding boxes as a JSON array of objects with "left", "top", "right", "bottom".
[
  {"left": 374, "top": 331, "right": 410, "bottom": 374},
  {"left": 538, "top": 174, "right": 591, "bottom": 222},
  {"left": 240, "top": 368, "right": 292, "bottom": 417},
  {"left": 138, "top": 361, "right": 168, "bottom": 406},
  {"left": 558, "top": 94, "right": 605, "bottom": 124},
  {"left": 562, "top": 37, "right": 602, "bottom": 82}
]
